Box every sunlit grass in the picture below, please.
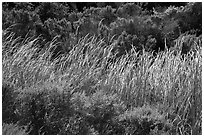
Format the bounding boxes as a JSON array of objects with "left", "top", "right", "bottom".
[{"left": 2, "top": 33, "right": 202, "bottom": 134}]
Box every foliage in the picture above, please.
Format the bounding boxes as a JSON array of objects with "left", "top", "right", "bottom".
[
  {"left": 2, "top": 9, "right": 40, "bottom": 38},
  {"left": 117, "top": 3, "right": 143, "bottom": 18},
  {"left": 2, "top": 2, "right": 202, "bottom": 57},
  {"left": 71, "top": 91, "right": 126, "bottom": 134},
  {"left": 35, "top": 2, "right": 71, "bottom": 23},
  {"left": 117, "top": 105, "right": 173, "bottom": 135},
  {"left": 2, "top": 81, "right": 18, "bottom": 124},
  {"left": 14, "top": 82, "right": 73, "bottom": 134},
  {"left": 2, "top": 2, "right": 202, "bottom": 135},
  {"left": 176, "top": 2, "right": 202, "bottom": 35}
]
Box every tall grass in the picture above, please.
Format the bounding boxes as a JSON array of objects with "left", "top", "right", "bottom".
[
  {"left": 2, "top": 32, "right": 202, "bottom": 135},
  {"left": 2, "top": 123, "right": 27, "bottom": 135}
]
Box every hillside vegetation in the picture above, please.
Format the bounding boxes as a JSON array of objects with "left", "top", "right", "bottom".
[{"left": 2, "top": 2, "right": 202, "bottom": 135}]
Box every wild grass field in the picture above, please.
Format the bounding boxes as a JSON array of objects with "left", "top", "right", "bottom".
[
  {"left": 2, "top": 32, "right": 202, "bottom": 135},
  {"left": 2, "top": 2, "right": 202, "bottom": 135}
]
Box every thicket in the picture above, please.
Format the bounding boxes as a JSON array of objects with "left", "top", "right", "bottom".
[
  {"left": 2, "top": 2, "right": 202, "bottom": 135},
  {"left": 2, "top": 2, "right": 202, "bottom": 58}
]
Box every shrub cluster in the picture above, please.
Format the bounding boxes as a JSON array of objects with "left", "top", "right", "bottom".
[
  {"left": 3, "top": 81, "right": 177, "bottom": 135},
  {"left": 2, "top": 2, "right": 202, "bottom": 59}
]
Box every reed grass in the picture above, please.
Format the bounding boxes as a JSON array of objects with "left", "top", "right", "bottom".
[{"left": 2, "top": 33, "right": 202, "bottom": 135}]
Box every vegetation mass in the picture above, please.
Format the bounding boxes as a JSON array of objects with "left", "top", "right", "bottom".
[{"left": 2, "top": 2, "right": 202, "bottom": 135}]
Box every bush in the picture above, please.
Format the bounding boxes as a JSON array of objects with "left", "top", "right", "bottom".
[
  {"left": 15, "top": 82, "right": 73, "bottom": 135},
  {"left": 2, "top": 2, "right": 201, "bottom": 59},
  {"left": 176, "top": 2, "right": 202, "bottom": 35},
  {"left": 2, "top": 81, "right": 18, "bottom": 123},
  {"left": 116, "top": 3, "right": 143, "bottom": 18},
  {"left": 71, "top": 91, "right": 126, "bottom": 134},
  {"left": 117, "top": 105, "right": 174, "bottom": 135},
  {"left": 2, "top": 9, "right": 40, "bottom": 38},
  {"left": 109, "top": 16, "right": 164, "bottom": 55}
]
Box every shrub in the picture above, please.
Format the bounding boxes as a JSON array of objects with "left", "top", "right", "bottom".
[
  {"left": 109, "top": 16, "right": 164, "bottom": 55},
  {"left": 117, "top": 105, "right": 173, "bottom": 135},
  {"left": 36, "top": 2, "right": 70, "bottom": 23},
  {"left": 116, "top": 3, "right": 143, "bottom": 18},
  {"left": 15, "top": 82, "right": 73, "bottom": 135},
  {"left": 2, "top": 81, "right": 18, "bottom": 123},
  {"left": 99, "top": 6, "right": 117, "bottom": 25},
  {"left": 2, "top": 9, "right": 40, "bottom": 38},
  {"left": 71, "top": 91, "right": 126, "bottom": 134},
  {"left": 176, "top": 2, "right": 202, "bottom": 35}
]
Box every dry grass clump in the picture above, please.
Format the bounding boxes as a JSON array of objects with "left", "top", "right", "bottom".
[
  {"left": 2, "top": 34, "right": 202, "bottom": 135},
  {"left": 2, "top": 123, "right": 28, "bottom": 135}
]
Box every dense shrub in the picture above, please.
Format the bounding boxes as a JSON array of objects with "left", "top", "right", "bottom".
[
  {"left": 2, "top": 81, "right": 18, "bottom": 124},
  {"left": 2, "top": 2, "right": 201, "bottom": 58},
  {"left": 35, "top": 3, "right": 71, "bottom": 23},
  {"left": 116, "top": 3, "right": 143, "bottom": 18},
  {"left": 15, "top": 82, "right": 73, "bottom": 134},
  {"left": 71, "top": 91, "right": 126, "bottom": 134},
  {"left": 176, "top": 2, "right": 202, "bottom": 35},
  {"left": 117, "top": 105, "right": 174, "bottom": 135},
  {"left": 83, "top": 6, "right": 117, "bottom": 26},
  {"left": 14, "top": 83, "right": 125, "bottom": 135},
  {"left": 2, "top": 9, "right": 40, "bottom": 38},
  {"left": 109, "top": 16, "right": 164, "bottom": 55}
]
